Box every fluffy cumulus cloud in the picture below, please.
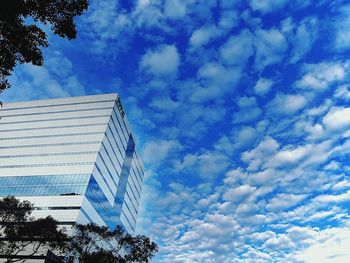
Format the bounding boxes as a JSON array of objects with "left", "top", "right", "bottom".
[
  {"left": 219, "top": 29, "right": 254, "bottom": 66},
  {"left": 164, "top": 0, "right": 186, "bottom": 19},
  {"left": 288, "top": 17, "right": 319, "bottom": 63},
  {"left": 2, "top": 50, "right": 85, "bottom": 102},
  {"left": 141, "top": 45, "right": 180, "bottom": 78},
  {"left": 142, "top": 139, "right": 180, "bottom": 165},
  {"left": 295, "top": 61, "right": 348, "bottom": 90},
  {"left": 292, "top": 227, "right": 350, "bottom": 262},
  {"left": 267, "top": 93, "right": 307, "bottom": 116},
  {"left": 223, "top": 184, "right": 256, "bottom": 202},
  {"left": 5, "top": 0, "right": 350, "bottom": 262},
  {"left": 254, "top": 28, "right": 288, "bottom": 70},
  {"left": 266, "top": 193, "right": 307, "bottom": 211},
  {"left": 232, "top": 96, "right": 262, "bottom": 124},
  {"left": 189, "top": 62, "right": 241, "bottom": 102},
  {"left": 322, "top": 107, "right": 350, "bottom": 130},
  {"left": 189, "top": 25, "right": 219, "bottom": 48},
  {"left": 248, "top": 0, "right": 289, "bottom": 14},
  {"left": 254, "top": 78, "right": 274, "bottom": 96},
  {"left": 334, "top": 5, "right": 350, "bottom": 51}
]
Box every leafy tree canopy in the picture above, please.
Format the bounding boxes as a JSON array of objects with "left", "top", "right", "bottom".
[
  {"left": 0, "top": 0, "right": 89, "bottom": 92},
  {"left": 67, "top": 223, "right": 159, "bottom": 263},
  {"left": 0, "top": 196, "right": 68, "bottom": 263}
]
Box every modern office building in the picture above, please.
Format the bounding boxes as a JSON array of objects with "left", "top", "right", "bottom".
[{"left": 0, "top": 93, "right": 144, "bottom": 234}]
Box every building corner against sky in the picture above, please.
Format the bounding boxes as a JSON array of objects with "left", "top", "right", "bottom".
[{"left": 0, "top": 93, "right": 144, "bottom": 234}]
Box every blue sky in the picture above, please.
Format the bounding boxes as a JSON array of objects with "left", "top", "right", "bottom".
[{"left": 3, "top": 0, "right": 350, "bottom": 262}]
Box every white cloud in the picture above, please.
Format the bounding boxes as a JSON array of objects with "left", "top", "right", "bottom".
[
  {"left": 332, "top": 180, "right": 350, "bottom": 191},
  {"left": 295, "top": 62, "right": 347, "bottom": 90},
  {"left": 325, "top": 161, "right": 341, "bottom": 171},
  {"left": 223, "top": 185, "right": 256, "bottom": 203},
  {"left": 234, "top": 126, "right": 257, "bottom": 146},
  {"left": 232, "top": 96, "right": 262, "bottom": 124},
  {"left": 150, "top": 96, "right": 179, "bottom": 111},
  {"left": 334, "top": 5, "right": 350, "bottom": 51},
  {"left": 263, "top": 233, "right": 294, "bottom": 251},
  {"left": 267, "top": 93, "right": 307, "bottom": 115},
  {"left": 189, "top": 25, "right": 219, "bottom": 47},
  {"left": 143, "top": 139, "right": 179, "bottom": 164},
  {"left": 4, "top": 51, "right": 85, "bottom": 102},
  {"left": 292, "top": 227, "right": 350, "bottom": 263},
  {"left": 289, "top": 17, "right": 318, "bottom": 63},
  {"left": 242, "top": 136, "right": 279, "bottom": 171},
  {"left": 266, "top": 193, "right": 307, "bottom": 211},
  {"left": 254, "top": 28, "right": 288, "bottom": 70},
  {"left": 164, "top": 0, "right": 186, "bottom": 19},
  {"left": 287, "top": 226, "right": 317, "bottom": 242},
  {"left": 190, "top": 62, "right": 241, "bottom": 102},
  {"left": 175, "top": 151, "right": 230, "bottom": 181},
  {"left": 254, "top": 78, "right": 274, "bottom": 96},
  {"left": 137, "top": 0, "right": 151, "bottom": 9},
  {"left": 81, "top": 0, "right": 133, "bottom": 54},
  {"left": 242, "top": 248, "right": 273, "bottom": 262},
  {"left": 219, "top": 30, "right": 254, "bottom": 66},
  {"left": 248, "top": 0, "right": 288, "bottom": 14},
  {"left": 334, "top": 85, "right": 350, "bottom": 101},
  {"left": 141, "top": 45, "right": 180, "bottom": 77},
  {"left": 313, "top": 190, "right": 350, "bottom": 203},
  {"left": 218, "top": 9, "right": 238, "bottom": 30},
  {"left": 134, "top": 1, "right": 164, "bottom": 29},
  {"left": 215, "top": 125, "right": 257, "bottom": 154},
  {"left": 223, "top": 168, "right": 247, "bottom": 185},
  {"left": 267, "top": 145, "right": 309, "bottom": 168},
  {"left": 323, "top": 107, "right": 350, "bottom": 130}
]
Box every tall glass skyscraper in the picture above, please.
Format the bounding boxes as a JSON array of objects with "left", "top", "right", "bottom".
[{"left": 0, "top": 94, "right": 144, "bottom": 234}]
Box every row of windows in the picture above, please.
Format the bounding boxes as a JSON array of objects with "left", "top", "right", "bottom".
[
  {"left": 0, "top": 162, "right": 94, "bottom": 169},
  {"left": 0, "top": 99, "right": 115, "bottom": 112},
  {"left": 132, "top": 157, "right": 144, "bottom": 186},
  {"left": 94, "top": 164, "right": 116, "bottom": 200},
  {"left": 0, "top": 185, "right": 87, "bottom": 197},
  {"left": 111, "top": 107, "right": 129, "bottom": 144},
  {"left": 0, "top": 174, "right": 90, "bottom": 197},
  {"left": 35, "top": 206, "right": 81, "bottom": 210},
  {"left": 0, "top": 174, "right": 90, "bottom": 186},
  {"left": 113, "top": 134, "right": 137, "bottom": 227},
  {"left": 109, "top": 112, "right": 127, "bottom": 150},
  {"left": 106, "top": 126, "right": 125, "bottom": 164},
  {"left": 0, "top": 106, "right": 113, "bottom": 118},
  {"left": 0, "top": 114, "right": 110, "bottom": 125},
  {"left": 125, "top": 192, "right": 138, "bottom": 217},
  {"left": 0, "top": 141, "right": 100, "bottom": 150},
  {"left": 130, "top": 164, "right": 142, "bottom": 191},
  {"left": 126, "top": 180, "right": 140, "bottom": 212},
  {"left": 0, "top": 131, "right": 102, "bottom": 141},
  {"left": 0, "top": 174, "right": 90, "bottom": 196},
  {"left": 0, "top": 151, "right": 98, "bottom": 159},
  {"left": 0, "top": 123, "right": 107, "bottom": 133},
  {"left": 128, "top": 166, "right": 142, "bottom": 199},
  {"left": 112, "top": 104, "right": 129, "bottom": 142},
  {"left": 134, "top": 152, "right": 145, "bottom": 176},
  {"left": 99, "top": 147, "right": 121, "bottom": 186}
]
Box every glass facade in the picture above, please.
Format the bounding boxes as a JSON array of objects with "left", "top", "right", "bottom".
[{"left": 0, "top": 94, "right": 144, "bottom": 233}]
